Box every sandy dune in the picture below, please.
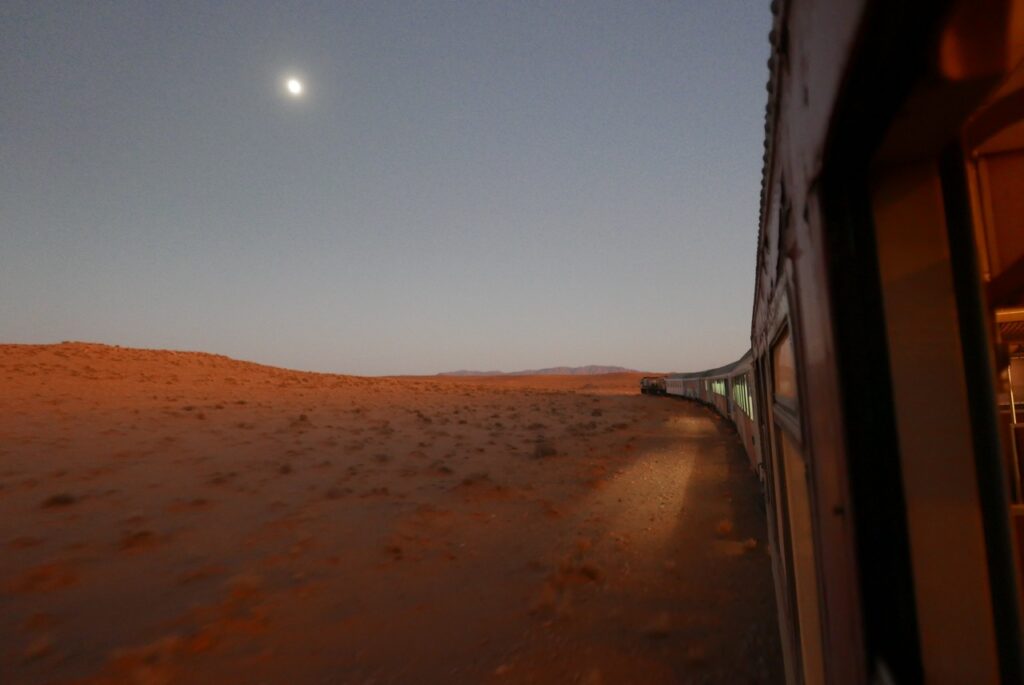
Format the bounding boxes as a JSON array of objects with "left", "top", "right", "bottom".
[{"left": 0, "top": 343, "right": 782, "bottom": 684}]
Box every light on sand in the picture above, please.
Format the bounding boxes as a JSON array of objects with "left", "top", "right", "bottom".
[{"left": 286, "top": 78, "right": 304, "bottom": 96}]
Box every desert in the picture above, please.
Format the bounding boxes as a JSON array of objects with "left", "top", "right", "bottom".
[{"left": 0, "top": 343, "right": 782, "bottom": 684}]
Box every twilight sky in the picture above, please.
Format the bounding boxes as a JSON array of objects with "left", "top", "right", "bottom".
[{"left": 1, "top": 1, "right": 771, "bottom": 375}]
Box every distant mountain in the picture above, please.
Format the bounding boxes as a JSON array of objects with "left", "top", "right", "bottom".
[{"left": 438, "top": 365, "right": 635, "bottom": 377}]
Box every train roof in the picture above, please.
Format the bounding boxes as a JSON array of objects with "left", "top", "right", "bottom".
[{"left": 753, "top": 0, "right": 785, "bottom": 340}]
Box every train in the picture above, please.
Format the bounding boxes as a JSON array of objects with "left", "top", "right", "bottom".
[
  {"left": 638, "top": 376, "right": 667, "bottom": 395},
  {"left": 645, "top": 1, "right": 1024, "bottom": 683}
]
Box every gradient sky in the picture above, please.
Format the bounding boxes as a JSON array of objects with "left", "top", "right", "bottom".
[{"left": 1, "top": 1, "right": 771, "bottom": 375}]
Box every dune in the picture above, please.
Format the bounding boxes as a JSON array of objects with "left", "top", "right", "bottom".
[{"left": 0, "top": 342, "right": 781, "bottom": 684}]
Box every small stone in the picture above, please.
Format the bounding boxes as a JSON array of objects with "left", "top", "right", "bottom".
[
  {"left": 22, "top": 636, "right": 52, "bottom": 662},
  {"left": 643, "top": 611, "right": 673, "bottom": 638},
  {"left": 684, "top": 643, "right": 708, "bottom": 665},
  {"left": 533, "top": 440, "right": 558, "bottom": 459},
  {"left": 120, "top": 530, "right": 157, "bottom": 550},
  {"left": 42, "top": 493, "right": 76, "bottom": 508}
]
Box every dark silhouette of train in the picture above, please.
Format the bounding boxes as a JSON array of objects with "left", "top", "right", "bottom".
[
  {"left": 644, "top": 1, "right": 1024, "bottom": 682},
  {"left": 638, "top": 376, "right": 667, "bottom": 395}
]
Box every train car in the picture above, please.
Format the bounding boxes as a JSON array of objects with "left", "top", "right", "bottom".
[
  {"left": 639, "top": 376, "right": 666, "bottom": 395},
  {"left": 726, "top": 352, "right": 761, "bottom": 477},
  {"left": 665, "top": 373, "right": 701, "bottom": 400},
  {"left": 664, "top": 356, "right": 762, "bottom": 477},
  {"left": 654, "top": 1, "right": 1024, "bottom": 682},
  {"left": 664, "top": 376, "right": 685, "bottom": 397},
  {"left": 752, "top": 0, "right": 1024, "bottom": 682}
]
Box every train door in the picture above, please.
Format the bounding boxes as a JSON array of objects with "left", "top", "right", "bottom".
[
  {"left": 754, "top": 360, "right": 773, "bottom": 495},
  {"left": 764, "top": 300, "right": 826, "bottom": 685}
]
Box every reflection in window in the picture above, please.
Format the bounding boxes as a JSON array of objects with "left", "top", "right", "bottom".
[{"left": 774, "top": 329, "right": 798, "bottom": 404}]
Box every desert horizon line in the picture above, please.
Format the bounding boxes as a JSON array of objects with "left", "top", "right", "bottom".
[{"left": 0, "top": 340, "right": 675, "bottom": 379}]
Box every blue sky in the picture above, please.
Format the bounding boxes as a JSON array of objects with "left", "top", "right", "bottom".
[{"left": 1, "top": 1, "right": 772, "bottom": 375}]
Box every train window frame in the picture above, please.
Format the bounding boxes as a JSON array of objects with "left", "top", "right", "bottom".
[
  {"left": 763, "top": 269, "right": 829, "bottom": 685},
  {"left": 771, "top": 330, "right": 801, "bottom": 437}
]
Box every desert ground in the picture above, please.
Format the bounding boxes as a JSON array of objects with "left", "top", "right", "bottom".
[{"left": 0, "top": 343, "right": 783, "bottom": 684}]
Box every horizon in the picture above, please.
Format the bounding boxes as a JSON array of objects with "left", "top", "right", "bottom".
[
  {"left": 1, "top": 2, "right": 771, "bottom": 375},
  {"left": 3, "top": 340, "right": 666, "bottom": 377}
]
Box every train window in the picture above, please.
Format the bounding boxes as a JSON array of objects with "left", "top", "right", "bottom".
[
  {"left": 961, "top": 58, "right": 1024, "bottom": 674},
  {"left": 773, "top": 329, "right": 798, "bottom": 407},
  {"left": 732, "top": 374, "right": 755, "bottom": 419},
  {"left": 997, "top": 309, "right": 1024, "bottom": 501},
  {"left": 864, "top": 46, "right": 1024, "bottom": 678}
]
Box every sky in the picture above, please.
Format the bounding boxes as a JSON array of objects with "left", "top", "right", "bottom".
[{"left": 1, "top": 1, "right": 772, "bottom": 375}]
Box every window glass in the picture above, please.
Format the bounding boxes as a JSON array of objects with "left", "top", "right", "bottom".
[
  {"left": 733, "top": 376, "right": 753, "bottom": 418},
  {"left": 773, "top": 329, "right": 798, "bottom": 405}
]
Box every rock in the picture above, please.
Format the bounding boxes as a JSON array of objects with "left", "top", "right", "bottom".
[
  {"left": 42, "top": 493, "right": 76, "bottom": 508},
  {"left": 684, "top": 642, "right": 708, "bottom": 665},
  {"left": 22, "top": 636, "right": 53, "bottom": 662},
  {"left": 120, "top": 530, "right": 158, "bottom": 550},
  {"left": 643, "top": 611, "right": 673, "bottom": 638},
  {"left": 533, "top": 440, "right": 558, "bottom": 459}
]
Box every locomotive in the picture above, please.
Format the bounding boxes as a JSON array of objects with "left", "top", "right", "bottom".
[
  {"left": 648, "top": 1, "right": 1024, "bottom": 682},
  {"left": 639, "top": 376, "right": 667, "bottom": 395}
]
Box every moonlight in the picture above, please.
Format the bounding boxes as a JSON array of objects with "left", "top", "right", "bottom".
[{"left": 285, "top": 77, "right": 304, "bottom": 97}]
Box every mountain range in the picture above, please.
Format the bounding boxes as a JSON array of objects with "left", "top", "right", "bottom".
[{"left": 438, "top": 365, "right": 635, "bottom": 377}]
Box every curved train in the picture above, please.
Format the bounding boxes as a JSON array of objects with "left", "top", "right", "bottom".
[{"left": 646, "top": 1, "right": 1024, "bottom": 683}]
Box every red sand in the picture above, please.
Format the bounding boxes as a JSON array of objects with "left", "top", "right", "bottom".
[{"left": 0, "top": 343, "right": 782, "bottom": 684}]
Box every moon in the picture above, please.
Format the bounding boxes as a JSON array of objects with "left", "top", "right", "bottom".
[{"left": 285, "top": 77, "right": 304, "bottom": 97}]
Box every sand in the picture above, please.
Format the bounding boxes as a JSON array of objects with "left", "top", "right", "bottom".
[{"left": 0, "top": 343, "right": 783, "bottom": 684}]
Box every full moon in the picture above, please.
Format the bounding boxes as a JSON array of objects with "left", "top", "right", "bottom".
[{"left": 285, "top": 78, "right": 304, "bottom": 96}]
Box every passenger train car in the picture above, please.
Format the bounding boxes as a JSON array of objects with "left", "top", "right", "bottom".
[{"left": 647, "top": 1, "right": 1024, "bottom": 682}]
